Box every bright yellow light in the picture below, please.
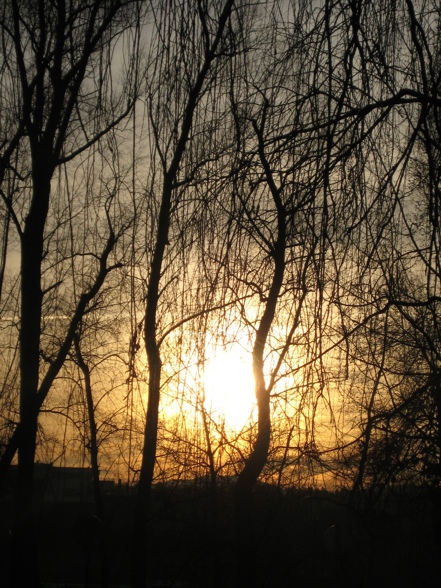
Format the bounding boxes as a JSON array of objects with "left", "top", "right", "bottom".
[{"left": 203, "top": 346, "right": 256, "bottom": 430}]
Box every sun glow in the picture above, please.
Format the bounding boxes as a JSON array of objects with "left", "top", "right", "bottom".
[{"left": 203, "top": 346, "right": 256, "bottom": 430}]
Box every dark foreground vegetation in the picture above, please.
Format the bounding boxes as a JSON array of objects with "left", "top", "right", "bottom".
[{"left": 1, "top": 472, "right": 440, "bottom": 588}]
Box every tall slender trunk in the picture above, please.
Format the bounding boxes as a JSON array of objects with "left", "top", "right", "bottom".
[
  {"left": 201, "top": 400, "right": 221, "bottom": 588},
  {"left": 432, "top": 375, "right": 441, "bottom": 546},
  {"left": 129, "top": 5, "right": 234, "bottom": 585},
  {"left": 233, "top": 256, "right": 285, "bottom": 588},
  {"left": 11, "top": 168, "right": 51, "bottom": 587},
  {"left": 233, "top": 115, "right": 286, "bottom": 588},
  {"left": 74, "top": 336, "right": 109, "bottom": 588},
  {"left": 74, "top": 336, "right": 104, "bottom": 520},
  {"left": 0, "top": 195, "right": 11, "bottom": 302},
  {"left": 129, "top": 175, "right": 172, "bottom": 588}
]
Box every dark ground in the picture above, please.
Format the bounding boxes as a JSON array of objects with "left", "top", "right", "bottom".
[{"left": 1, "top": 477, "right": 440, "bottom": 587}]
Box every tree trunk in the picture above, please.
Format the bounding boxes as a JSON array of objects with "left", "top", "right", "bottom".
[
  {"left": 74, "top": 335, "right": 108, "bottom": 588},
  {"left": 233, "top": 280, "right": 282, "bottom": 587},
  {"left": 234, "top": 399, "right": 271, "bottom": 588},
  {"left": 11, "top": 169, "right": 50, "bottom": 587},
  {"left": 130, "top": 171, "right": 171, "bottom": 588},
  {"left": 129, "top": 337, "right": 162, "bottom": 588},
  {"left": 129, "top": 5, "right": 234, "bottom": 585},
  {"left": 233, "top": 111, "right": 286, "bottom": 587}
]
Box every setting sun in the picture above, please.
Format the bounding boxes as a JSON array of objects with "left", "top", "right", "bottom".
[{"left": 203, "top": 346, "right": 256, "bottom": 430}]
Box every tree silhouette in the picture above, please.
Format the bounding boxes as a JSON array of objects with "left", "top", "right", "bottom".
[
  {"left": 0, "top": 1, "right": 441, "bottom": 586},
  {"left": 0, "top": 1, "right": 141, "bottom": 584}
]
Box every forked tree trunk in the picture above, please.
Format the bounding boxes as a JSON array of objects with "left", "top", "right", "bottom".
[
  {"left": 233, "top": 113, "right": 286, "bottom": 588},
  {"left": 233, "top": 264, "right": 285, "bottom": 587}
]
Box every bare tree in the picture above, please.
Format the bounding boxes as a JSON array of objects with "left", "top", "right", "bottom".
[
  {"left": 129, "top": 2, "right": 238, "bottom": 586},
  {"left": 1, "top": 1, "right": 441, "bottom": 585},
  {"left": 226, "top": 10, "right": 322, "bottom": 582},
  {"left": 0, "top": 1, "right": 142, "bottom": 584}
]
